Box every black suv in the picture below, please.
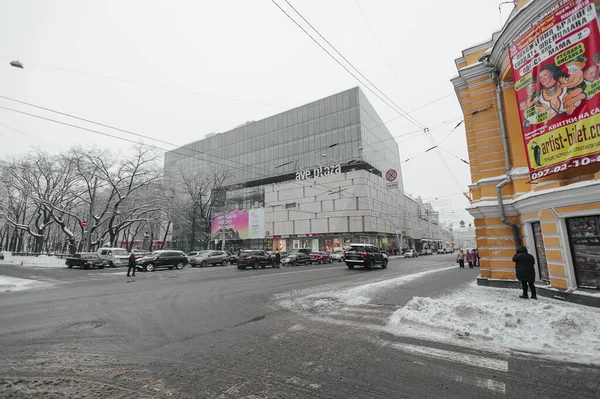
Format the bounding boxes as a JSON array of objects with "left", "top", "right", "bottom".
[
  {"left": 136, "top": 250, "right": 188, "bottom": 272},
  {"left": 237, "top": 250, "right": 273, "bottom": 269},
  {"left": 344, "top": 244, "right": 388, "bottom": 270}
]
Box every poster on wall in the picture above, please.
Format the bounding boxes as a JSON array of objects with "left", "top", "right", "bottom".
[
  {"left": 248, "top": 208, "right": 265, "bottom": 239},
  {"left": 211, "top": 210, "right": 248, "bottom": 240},
  {"left": 509, "top": 0, "right": 600, "bottom": 180}
]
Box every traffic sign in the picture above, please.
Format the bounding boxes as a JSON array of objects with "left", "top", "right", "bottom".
[
  {"left": 385, "top": 169, "right": 397, "bottom": 182},
  {"left": 80, "top": 220, "right": 88, "bottom": 227},
  {"left": 386, "top": 181, "right": 398, "bottom": 189},
  {"left": 266, "top": 231, "right": 270, "bottom": 236}
]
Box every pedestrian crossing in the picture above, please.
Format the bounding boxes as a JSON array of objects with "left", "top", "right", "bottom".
[{"left": 282, "top": 300, "right": 510, "bottom": 396}]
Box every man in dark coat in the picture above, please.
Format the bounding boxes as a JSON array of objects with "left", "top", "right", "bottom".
[
  {"left": 127, "top": 252, "right": 136, "bottom": 277},
  {"left": 512, "top": 246, "right": 536, "bottom": 299},
  {"left": 274, "top": 251, "right": 281, "bottom": 269}
]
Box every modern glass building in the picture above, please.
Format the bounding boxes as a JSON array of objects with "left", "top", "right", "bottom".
[{"left": 165, "top": 87, "right": 412, "bottom": 251}]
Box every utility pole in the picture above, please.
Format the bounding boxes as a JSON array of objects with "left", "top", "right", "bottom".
[{"left": 85, "top": 176, "right": 98, "bottom": 252}]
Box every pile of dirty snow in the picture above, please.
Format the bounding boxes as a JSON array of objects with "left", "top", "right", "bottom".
[
  {"left": 388, "top": 282, "right": 600, "bottom": 364},
  {"left": 2, "top": 253, "right": 66, "bottom": 268},
  {"left": 277, "top": 266, "right": 456, "bottom": 314},
  {"left": 0, "top": 276, "right": 51, "bottom": 292}
]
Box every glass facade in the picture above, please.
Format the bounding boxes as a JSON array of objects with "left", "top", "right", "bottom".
[{"left": 164, "top": 87, "right": 403, "bottom": 196}]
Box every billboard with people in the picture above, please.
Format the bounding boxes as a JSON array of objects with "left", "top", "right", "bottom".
[
  {"left": 509, "top": 0, "right": 600, "bottom": 180},
  {"left": 211, "top": 208, "right": 265, "bottom": 240}
]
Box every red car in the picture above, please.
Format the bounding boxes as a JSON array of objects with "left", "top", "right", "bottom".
[{"left": 309, "top": 251, "right": 332, "bottom": 264}]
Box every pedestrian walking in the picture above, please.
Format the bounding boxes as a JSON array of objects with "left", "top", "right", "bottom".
[
  {"left": 274, "top": 250, "right": 281, "bottom": 269},
  {"left": 456, "top": 249, "right": 466, "bottom": 268},
  {"left": 471, "top": 249, "right": 479, "bottom": 267},
  {"left": 513, "top": 246, "right": 537, "bottom": 299},
  {"left": 466, "top": 249, "right": 473, "bottom": 268},
  {"left": 127, "top": 252, "right": 136, "bottom": 277}
]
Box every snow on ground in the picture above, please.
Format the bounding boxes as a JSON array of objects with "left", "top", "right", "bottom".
[
  {"left": 1, "top": 253, "right": 66, "bottom": 268},
  {"left": 0, "top": 276, "right": 51, "bottom": 292},
  {"left": 388, "top": 282, "right": 600, "bottom": 365},
  {"left": 276, "top": 266, "right": 456, "bottom": 314}
]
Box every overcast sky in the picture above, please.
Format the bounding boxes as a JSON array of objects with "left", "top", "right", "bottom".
[{"left": 0, "top": 0, "right": 512, "bottom": 227}]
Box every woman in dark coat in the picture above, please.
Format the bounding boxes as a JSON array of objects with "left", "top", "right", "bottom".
[{"left": 512, "top": 246, "right": 537, "bottom": 299}]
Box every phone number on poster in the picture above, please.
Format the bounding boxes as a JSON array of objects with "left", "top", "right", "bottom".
[{"left": 531, "top": 154, "right": 600, "bottom": 179}]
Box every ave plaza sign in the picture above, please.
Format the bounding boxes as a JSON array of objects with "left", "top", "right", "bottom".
[{"left": 295, "top": 164, "right": 341, "bottom": 180}]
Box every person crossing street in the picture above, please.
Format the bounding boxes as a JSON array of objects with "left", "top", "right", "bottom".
[{"left": 127, "top": 252, "right": 136, "bottom": 277}]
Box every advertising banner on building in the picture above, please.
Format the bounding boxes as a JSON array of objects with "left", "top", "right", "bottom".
[
  {"left": 211, "top": 210, "right": 248, "bottom": 240},
  {"left": 248, "top": 208, "right": 265, "bottom": 239},
  {"left": 509, "top": 0, "right": 600, "bottom": 180},
  {"left": 211, "top": 208, "right": 266, "bottom": 240}
]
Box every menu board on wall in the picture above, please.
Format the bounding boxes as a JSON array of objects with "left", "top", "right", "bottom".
[
  {"left": 567, "top": 216, "right": 600, "bottom": 289},
  {"left": 532, "top": 222, "right": 550, "bottom": 281}
]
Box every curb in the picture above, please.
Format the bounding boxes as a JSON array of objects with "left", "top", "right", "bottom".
[{"left": 477, "top": 277, "right": 600, "bottom": 308}]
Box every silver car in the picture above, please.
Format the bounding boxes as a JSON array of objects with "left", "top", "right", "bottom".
[{"left": 190, "top": 251, "right": 229, "bottom": 267}]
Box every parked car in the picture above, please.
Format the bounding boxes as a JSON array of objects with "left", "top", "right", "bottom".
[
  {"left": 228, "top": 252, "right": 238, "bottom": 264},
  {"left": 445, "top": 248, "right": 454, "bottom": 254},
  {"left": 404, "top": 250, "right": 417, "bottom": 258},
  {"left": 297, "top": 248, "right": 312, "bottom": 255},
  {"left": 331, "top": 250, "right": 345, "bottom": 262},
  {"left": 131, "top": 250, "right": 150, "bottom": 260},
  {"left": 97, "top": 247, "right": 130, "bottom": 268},
  {"left": 190, "top": 251, "right": 229, "bottom": 267},
  {"left": 344, "top": 244, "right": 388, "bottom": 270},
  {"left": 281, "top": 252, "right": 311, "bottom": 266},
  {"left": 237, "top": 250, "right": 274, "bottom": 269},
  {"left": 65, "top": 253, "right": 106, "bottom": 269},
  {"left": 136, "top": 250, "right": 188, "bottom": 272},
  {"left": 424, "top": 249, "right": 433, "bottom": 255},
  {"left": 309, "top": 251, "right": 332, "bottom": 264}
]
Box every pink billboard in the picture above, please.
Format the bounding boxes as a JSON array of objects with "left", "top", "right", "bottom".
[{"left": 211, "top": 210, "right": 248, "bottom": 240}]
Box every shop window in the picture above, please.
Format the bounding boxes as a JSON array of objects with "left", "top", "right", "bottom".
[
  {"left": 567, "top": 216, "right": 600, "bottom": 289},
  {"left": 531, "top": 222, "right": 549, "bottom": 282}
]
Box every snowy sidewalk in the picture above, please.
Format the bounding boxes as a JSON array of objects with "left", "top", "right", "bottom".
[
  {"left": 0, "top": 252, "right": 66, "bottom": 268},
  {"left": 0, "top": 276, "right": 51, "bottom": 293},
  {"left": 388, "top": 282, "right": 600, "bottom": 365}
]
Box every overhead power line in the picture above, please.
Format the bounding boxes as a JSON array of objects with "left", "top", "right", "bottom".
[
  {"left": 272, "top": 0, "right": 425, "bottom": 130},
  {"left": 0, "top": 56, "right": 281, "bottom": 109}
]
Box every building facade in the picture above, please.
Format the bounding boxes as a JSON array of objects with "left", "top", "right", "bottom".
[
  {"left": 452, "top": 0, "right": 600, "bottom": 291},
  {"left": 165, "top": 87, "right": 450, "bottom": 253}
]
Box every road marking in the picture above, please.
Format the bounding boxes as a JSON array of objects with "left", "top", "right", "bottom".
[
  {"left": 248, "top": 266, "right": 341, "bottom": 278},
  {"left": 475, "top": 377, "right": 506, "bottom": 394},
  {"left": 340, "top": 307, "right": 394, "bottom": 315},
  {"left": 382, "top": 340, "right": 508, "bottom": 372}
]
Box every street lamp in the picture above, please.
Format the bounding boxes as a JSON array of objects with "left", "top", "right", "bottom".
[{"left": 10, "top": 61, "right": 24, "bottom": 69}]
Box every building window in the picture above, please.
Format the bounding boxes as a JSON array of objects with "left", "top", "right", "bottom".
[
  {"left": 531, "top": 222, "right": 549, "bottom": 282},
  {"left": 566, "top": 216, "right": 600, "bottom": 289}
]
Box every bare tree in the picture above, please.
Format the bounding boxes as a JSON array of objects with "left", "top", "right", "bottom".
[{"left": 171, "top": 165, "right": 234, "bottom": 251}]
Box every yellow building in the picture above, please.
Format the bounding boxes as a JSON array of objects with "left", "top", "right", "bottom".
[{"left": 452, "top": 0, "right": 600, "bottom": 293}]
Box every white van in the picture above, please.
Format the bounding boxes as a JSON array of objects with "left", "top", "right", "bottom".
[{"left": 97, "top": 247, "right": 130, "bottom": 268}]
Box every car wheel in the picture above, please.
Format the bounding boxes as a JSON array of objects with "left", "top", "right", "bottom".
[
  {"left": 221, "top": 260, "right": 227, "bottom": 266},
  {"left": 191, "top": 263, "right": 196, "bottom": 267},
  {"left": 109, "top": 261, "right": 115, "bottom": 268},
  {"left": 145, "top": 263, "right": 155, "bottom": 272},
  {"left": 347, "top": 263, "right": 354, "bottom": 269},
  {"left": 67, "top": 263, "right": 72, "bottom": 268},
  {"left": 176, "top": 262, "right": 185, "bottom": 270},
  {"left": 366, "top": 260, "right": 374, "bottom": 270},
  {"left": 201, "top": 261, "right": 208, "bottom": 268},
  {"left": 382, "top": 259, "right": 388, "bottom": 269},
  {"left": 261, "top": 264, "right": 266, "bottom": 269}
]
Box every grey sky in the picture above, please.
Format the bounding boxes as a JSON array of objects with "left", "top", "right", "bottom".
[{"left": 0, "top": 0, "right": 512, "bottom": 227}]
